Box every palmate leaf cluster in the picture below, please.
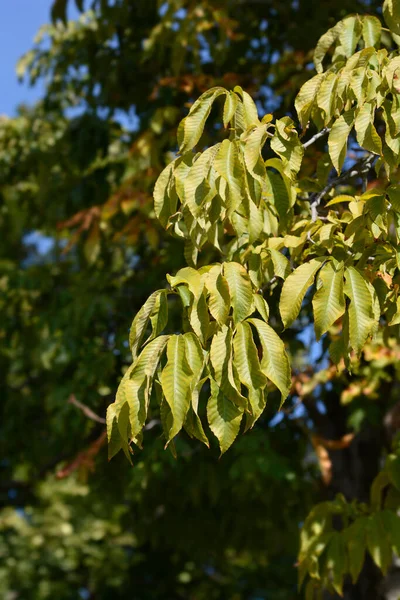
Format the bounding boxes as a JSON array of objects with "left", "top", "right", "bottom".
[{"left": 104, "top": 1, "right": 400, "bottom": 595}]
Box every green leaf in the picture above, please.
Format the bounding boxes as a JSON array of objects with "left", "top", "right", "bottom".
[
  {"left": 243, "top": 124, "right": 268, "bottom": 183},
  {"left": 233, "top": 322, "right": 267, "bottom": 426},
  {"left": 383, "top": 0, "right": 400, "bottom": 37},
  {"left": 183, "top": 145, "right": 220, "bottom": 218},
  {"left": 106, "top": 397, "right": 131, "bottom": 462},
  {"left": 280, "top": 259, "right": 324, "bottom": 328},
  {"left": 174, "top": 152, "right": 194, "bottom": 200},
  {"left": 107, "top": 336, "right": 169, "bottom": 460},
  {"left": 129, "top": 290, "right": 162, "bottom": 359},
  {"left": 149, "top": 290, "right": 169, "bottom": 341},
  {"left": 183, "top": 333, "right": 209, "bottom": 447},
  {"left": 207, "top": 379, "right": 243, "bottom": 454},
  {"left": 223, "top": 262, "right": 254, "bottom": 324},
  {"left": 154, "top": 161, "right": 175, "bottom": 227},
  {"left": 316, "top": 73, "right": 337, "bottom": 124},
  {"left": 366, "top": 513, "right": 392, "bottom": 574},
  {"left": 223, "top": 91, "right": 238, "bottom": 127},
  {"left": 168, "top": 266, "right": 203, "bottom": 297},
  {"left": 205, "top": 265, "right": 230, "bottom": 326},
  {"left": 314, "top": 22, "right": 341, "bottom": 73},
  {"left": 247, "top": 318, "right": 291, "bottom": 405},
  {"left": 344, "top": 518, "right": 367, "bottom": 584},
  {"left": 248, "top": 198, "right": 264, "bottom": 242},
  {"left": 210, "top": 325, "right": 247, "bottom": 407},
  {"left": 362, "top": 15, "right": 382, "bottom": 47},
  {"left": 253, "top": 293, "right": 269, "bottom": 322},
  {"left": 268, "top": 249, "right": 291, "bottom": 279},
  {"left": 295, "top": 74, "right": 324, "bottom": 129},
  {"left": 325, "top": 194, "right": 354, "bottom": 207},
  {"left": 160, "top": 335, "right": 194, "bottom": 440},
  {"left": 344, "top": 267, "right": 376, "bottom": 355},
  {"left": 233, "top": 322, "right": 267, "bottom": 391},
  {"left": 234, "top": 86, "right": 260, "bottom": 128},
  {"left": 168, "top": 266, "right": 209, "bottom": 342},
  {"left": 312, "top": 262, "right": 345, "bottom": 340},
  {"left": 339, "top": 15, "right": 363, "bottom": 58},
  {"left": 179, "top": 87, "right": 227, "bottom": 153},
  {"left": 271, "top": 117, "right": 304, "bottom": 178},
  {"left": 214, "top": 139, "right": 243, "bottom": 215},
  {"left": 355, "top": 103, "right": 382, "bottom": 155},
  {"left": 325, "top": 532, "right": 346, "bottom": 596},
  {"left": 328, "top": 109, "right": 355, "bottom": 174},
  {"left": 381, "top": 509, "right": 400, "bottom": 557}
]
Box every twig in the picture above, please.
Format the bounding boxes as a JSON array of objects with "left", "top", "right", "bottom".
[
  {"left": 310, "top": 154, "right": 376, "bottom": 221},
  {"left": 302, "top": 127, "right": 331, "bottom": 149},
  {"left": 56, "top": 430, "right": 107, "bottom": 479},
  {"left": 68, "top": 394, "right": 106, "bottom": 424}
]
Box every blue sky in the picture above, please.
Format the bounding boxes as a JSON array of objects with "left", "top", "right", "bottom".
[{"left": 0, "top": 0, "right": 77, "bottom": 116}]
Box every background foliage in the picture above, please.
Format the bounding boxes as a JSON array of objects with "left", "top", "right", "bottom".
[{"left": 2, "top": 1, "right": 400, "bottom": 599}]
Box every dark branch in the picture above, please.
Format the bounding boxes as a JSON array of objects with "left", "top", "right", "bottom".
[
  {"left": 310, "top": 154, "right": 376, "bottom": 221},
  {"left": 302, "top": 127, "right": 331, "bottom": 149}
]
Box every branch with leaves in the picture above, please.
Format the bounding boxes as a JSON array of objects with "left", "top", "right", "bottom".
[{"left": 104, "top": 2, "right": 400, "bottom": 595}]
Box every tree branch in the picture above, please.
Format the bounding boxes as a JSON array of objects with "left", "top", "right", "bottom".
[
  {"left": 68, "top": 394, "right": 106, "bottom": 424},
  {"left": 310, "top": 154, "right": 376, "bottom": 221},
  {"left": 302, "top": 127, "right": 331, "bottom": 149}
]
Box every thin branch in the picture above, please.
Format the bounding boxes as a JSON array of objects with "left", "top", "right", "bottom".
[
  {"left": 68, "top": 394, "right": 106, "bottom": 424},
  {"left": 310, "top": 154, "right": 376, "bottom": 221},
  {"left": 302, "top": 127, "right": 331, "bottom": 149}
]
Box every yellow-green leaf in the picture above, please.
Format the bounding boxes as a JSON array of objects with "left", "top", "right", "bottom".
[
  {"left": 247, "top": 318, "right": 291, "bottom": 405},
  {"left": 280, "top": 259, "right": 324, "bottom": 328},
  {"left": 233, "top": 322, "right": 267, "bottom": 391},
  {"left": 314, "top": 22, "right": 342, "bottom": 73},
  {"left": 328, "top": 109, "right": 355, "bottom": 174},
  {"left": 205, "top": 265, "right": 230, "bottom": 326},
  {"left": 366, "top": 513, "right": 393, "bottom": 574},
  {"left": 325, "top": 532, "right": 346, "bottom": 596},
  {"left": 339, "top": 15, "right": 363, "bottom": 58},
  {"left": 207, "top": 378, "right": 243, "bottom": 455},
  {"left": 233, "top": 322, "right": 267, "bottom": 425},
  {"left": 271, "top": 117, "right": 304, "bottom": 178},
  {"left": 183, "top": 333, "right": 209, "bottom": 446},
  {"left": 149, "top": 290, "right": 169, "bottom": 341},
  {"left": 355, "top": 103, "right": 382, "bottom": 155},
  {"left": 129, "top": 290, "right": 162, "bottom": 359},
  {"left": 295, "top": 74, "right": 324, "bottom": 129},
  {"left": 223, "top": 91, "right": 238, "bottom": 127},
  {"left": 362, "top": 15, "right": 382, "bottom": 47},
  {"left": 214, "top": 139, "right": 243, "bottom": 215},
  {"left": 154, "top": 161, "right": 175, "bottom": 228},
  {"left": 253, "top": 293, "right": 269, "bottom": 322},
  {"left": 312, "top": 262, "right": 345, "bottom": 340},
  {"left": 210, "top": 325, "right": 247, "bottom": 407},
  {"left": 160, "top": 334, "right": 193, "bottom": 440},
  {"left": 107, "top": 335, "right": 169, "bottom": 460},
  {"left": 344, "top": 267, "right": 376, "bottom": 355},
  {"left": 243, "top": 124, "right": 268, "bottom": 183},
  {"left": 383, "top": 0, "right": 400, "bottom": 37},
  {"left": 179, "top": 87, "right": 227, "bottom": 153},
  {"left": 223, "top": 262, "right": 254, "bottom": 324},
  {"left": 344, "top": 518, "right": 367, "bottom": 584}
]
